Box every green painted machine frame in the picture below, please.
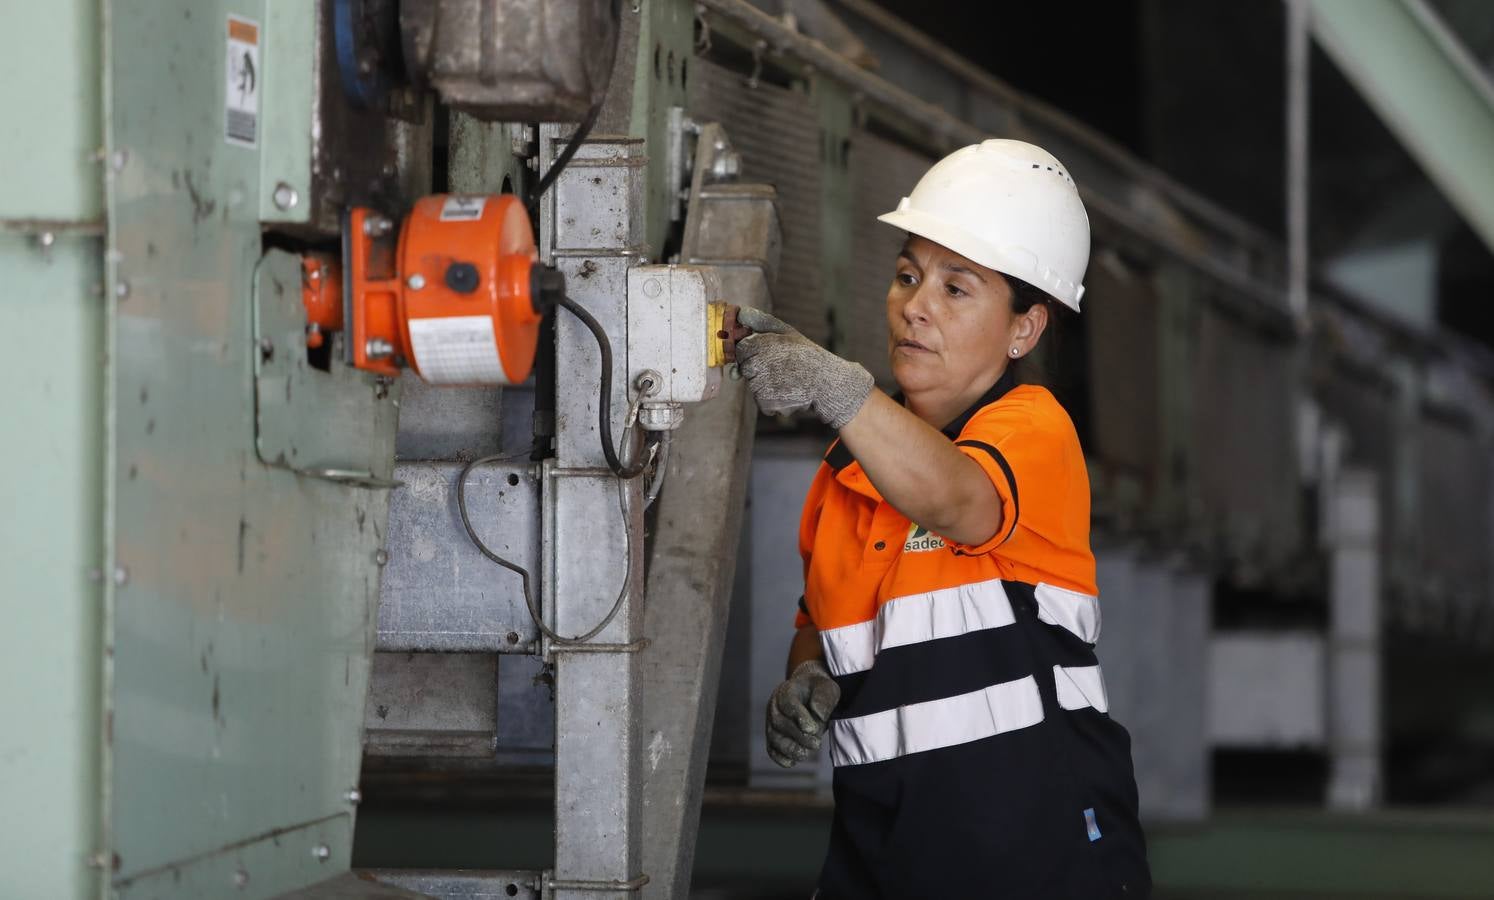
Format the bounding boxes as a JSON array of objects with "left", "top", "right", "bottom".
[{"left": 3, "top": 0, "right": 406, "bottom": 896}]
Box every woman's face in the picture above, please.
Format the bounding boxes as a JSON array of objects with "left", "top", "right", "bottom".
[{"left": 886, "top": 236, "right": 1036, "bottom": 400}]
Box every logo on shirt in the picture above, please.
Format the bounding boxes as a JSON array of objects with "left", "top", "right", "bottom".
[{"left": 903, "top": 523, "right": 946, "bottom": 553}]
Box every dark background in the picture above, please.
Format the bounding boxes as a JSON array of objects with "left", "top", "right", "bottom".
[{"left": 877, "top": 0, "right": 1494, "bottom": 347}]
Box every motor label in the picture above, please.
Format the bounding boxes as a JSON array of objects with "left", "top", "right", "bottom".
[
  {"left": 439, "top": 196, "right": 488, "bottom": 222},
  {"left": 225, "top": 15, "right": 260, "bottom": 147},
  {"left": 407, "top": 316, "right": 509, "bottom": 385}
]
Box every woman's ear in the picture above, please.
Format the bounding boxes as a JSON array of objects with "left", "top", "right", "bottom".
[{"left": 1013, "top": 301, "right": 1050, "bottom": 347}]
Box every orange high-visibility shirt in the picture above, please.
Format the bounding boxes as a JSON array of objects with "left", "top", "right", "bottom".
[
  {"left": 793, "top": 370, "right": 1150, "bottom": 897},
  {"left": 796, "top": 374, "right": 1097, "bottom": 637}
]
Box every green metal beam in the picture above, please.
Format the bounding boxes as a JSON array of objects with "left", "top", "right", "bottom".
[
  {"left": 0, "top": 1, "right": 105, "bottom": 897},
  {"left": 1308, "top": 0, "right": 1494, "bottom": 255}
]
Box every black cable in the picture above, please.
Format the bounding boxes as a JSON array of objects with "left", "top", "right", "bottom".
[
  {"left": 555, "top": 294, "right": 649, "bottom": 478},
  {"left": 531, "top": 311, "right": 557, "bottom": 461},
  {"left": 456, "top": 286, "right": 657, "bottom": 644},
  {"left": 531, "top": 95, "right": 604, "bottom": 206},
  {"left": 527, "top": 0, "right": 622, "bottom": 206}
]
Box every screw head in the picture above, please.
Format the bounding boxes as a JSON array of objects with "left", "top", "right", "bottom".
[
  {"left": 271, "top": 182, "right": 299, "bottom": 211},
  {"left": 345, "top": 788, "right": 362, "bottom": 805},
  {"left": 311, "top": 843, "right": 331, "bottom": 861},
  {"left": 374, "top": 549, "right": 389, "bottom": 566},
  {"left": 114, "top": 280, "right": 130, "bottom": 300},
  {"left": 362, "top": 216, "right": 393, "bottom": 237},
  {"left": 38, "top": 231, "right": 56, "bottom": 248},
  {"left": 365, "top": 339, "right": 394, "bottom": 359},
  {"left": 259, "top": 337, "right": 275, "bottom": 361},
  {"left": 406, "top": 273, "right": 426, "bottom": 290},
  {"left": 112, "top": 566, "right": 129, "bottom": 586},
  {"left": 232, "top": 868, "right": 250, "bottom": 889},
  {"left": 110, "top": 149, "right": 128, "bottom": 172}
]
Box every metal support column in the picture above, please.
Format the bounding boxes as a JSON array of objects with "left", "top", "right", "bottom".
[
  {"left": 543, "top": 133, "right": 651, "bottom": 900},
  {"left": 1285, "top": 0, "right": 1311, "bottom": 325},
  {"left": 1307, "top": 0, "right": 1494, "bottom": 254},
  {"left": 639, "top": 123, "right": 782, "bottom": 898},
  {"left": 1325, "top": 467, "right": 1383, "bottom": 809}
]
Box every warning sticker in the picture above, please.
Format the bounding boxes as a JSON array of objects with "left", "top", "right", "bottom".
[
  {"left": 225, "top": 15, "right": 260, "bottom": 147},
  {"left": 439, "top": 196, "right": 488, "bottom": 222},
  {"left": 407, "top": 316, "right": 508, "bottom": 385}
]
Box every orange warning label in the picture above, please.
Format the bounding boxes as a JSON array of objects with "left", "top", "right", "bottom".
[{"left": 227, "top": 16, "right": 258, "bottom": 45}]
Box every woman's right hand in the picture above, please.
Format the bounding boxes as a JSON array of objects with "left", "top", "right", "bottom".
[
  {"left": 766, "top": 659, "right": 841, "bottom": 768},
  {"left": 735, "top": 307, "right": 874, "bottom": 430}
]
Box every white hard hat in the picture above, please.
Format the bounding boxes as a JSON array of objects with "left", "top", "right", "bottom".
[{"left": 877, "top": 139, "right": 1090, "bottom": 312}]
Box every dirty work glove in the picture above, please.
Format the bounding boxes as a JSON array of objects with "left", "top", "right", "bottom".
[
  {"left": 766, "top": 659, "right": 841, "bottom": 768},
  {"left": 736, "top": 307, "right": 874, "bottom": 430}
]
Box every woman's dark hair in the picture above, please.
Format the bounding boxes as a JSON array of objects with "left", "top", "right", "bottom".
[{"left": 1004, "top": 273, "right": 1053, "bottom": 315}]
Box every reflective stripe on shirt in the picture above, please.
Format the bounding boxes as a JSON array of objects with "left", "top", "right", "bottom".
[
  {"left": 1054, "top": 664, "right": 1110, "bottom": 713},
  {"left": 828, "top": 674, "right": 1045, "bottom": 767},
  {"left": 1034, "top": 582, "right": 1102, "bottom": 644},
  {"left": 818, "top": 577, "right": 1016, "bottom": 677}
]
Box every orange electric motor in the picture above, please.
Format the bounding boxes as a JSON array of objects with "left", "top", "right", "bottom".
[{"left": 328, "top": 193, "right": 548, "bottom": 385}]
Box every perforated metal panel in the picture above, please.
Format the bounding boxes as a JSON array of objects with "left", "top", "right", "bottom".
[
  {"left": 847, "top": 129, "right": 935, "bottom": 386},
  {"left": 689, "top": 60, "right": 826, "bottom": 344}
]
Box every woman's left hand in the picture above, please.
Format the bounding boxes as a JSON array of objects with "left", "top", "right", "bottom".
[{"left": 735, "top": 307, "right": 874, "bottom": 429}]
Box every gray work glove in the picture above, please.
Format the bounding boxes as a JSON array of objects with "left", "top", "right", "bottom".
[
  {"left": 735, "top": 308, "right": 874, "bottom": 430},
  {"left": 766, "top": 659, "right": 841, "bottom": 768}
]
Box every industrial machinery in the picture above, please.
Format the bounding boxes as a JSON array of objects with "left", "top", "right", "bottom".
[
  {"left": 5, "top": 0, "right": 1493, "bottom": 899},
  {"left": 335, "top": 196, "right": 549, "bottom": 385}
]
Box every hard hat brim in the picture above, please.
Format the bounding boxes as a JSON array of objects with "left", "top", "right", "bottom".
[{"left": 876, "top": 208, "right": 1084, "bottom": 312}]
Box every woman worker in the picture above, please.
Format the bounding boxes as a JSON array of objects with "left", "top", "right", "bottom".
[{"left": 735, "top": 139, "right": 1152, "bottom": 898}]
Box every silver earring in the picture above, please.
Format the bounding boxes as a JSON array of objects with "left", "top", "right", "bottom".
[{"left": 1009, "top": 347, "right": 1020, "bottom": 357}]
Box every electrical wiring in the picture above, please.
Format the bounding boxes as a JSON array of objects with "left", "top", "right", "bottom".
[
  {"left": 528, "top": 0, "right": 622, "bottom": 206},
  {"left": 456, "top": 284, "right": 662, "bottom": 643},
  {"left": 457, "top": 449, "right": 642, "bottom": 646},
  {"left": 643, "top": 430, "right": 672, "bottom": 510},
  {"left": 555, "top": 294, "right": 651, "bottom": 479},
  {"left": 531, "top": 96, "right": 604, "bottom": 206}
]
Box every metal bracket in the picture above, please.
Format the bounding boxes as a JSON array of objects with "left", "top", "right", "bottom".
[
  {"left": 250, "top": 249, "right": 402, "bottom": 487},
  {"left": 545, "top": 872, "right": 650, "bottom": 893},
  {"left": 297, "top": 467, "right": 404, "bottom": 490},
  {"left": 547, "top": 637, "right": 650, "bottom": 657}
]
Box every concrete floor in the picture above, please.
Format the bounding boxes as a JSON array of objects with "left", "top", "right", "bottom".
[{"left": 353, "top": 791, "right": 1494, "bottom": 898}]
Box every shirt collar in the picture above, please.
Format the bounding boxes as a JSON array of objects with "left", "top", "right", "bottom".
[
  {"left": 824, "top": 368, "right": 1019, "bottom": 472},
  {"left": 938, "top": 368, "right": 1018, "bottom": 438}
]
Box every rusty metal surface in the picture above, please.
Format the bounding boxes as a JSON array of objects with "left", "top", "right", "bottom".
[{"left": 401, "top": 0, "right": 618, "bottom": 122}]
